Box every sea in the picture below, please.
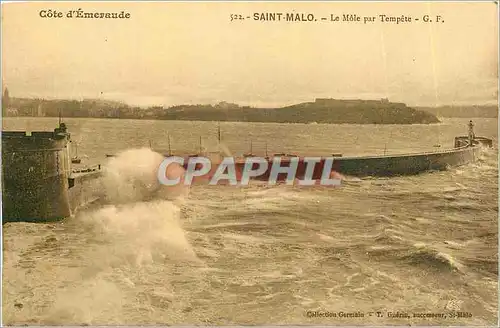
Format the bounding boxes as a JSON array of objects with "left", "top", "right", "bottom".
[{"left": 2, "top": 117, "right": 498, "bottom": 325}]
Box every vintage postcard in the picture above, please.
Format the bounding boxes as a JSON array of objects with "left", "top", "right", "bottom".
[{"left": 1, "top": 1, "right": 498, "bottom": 326}]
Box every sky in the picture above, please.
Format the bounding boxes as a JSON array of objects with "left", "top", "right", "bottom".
[{"left": 1, "top": 1, "right": 498, "bottom": 107}]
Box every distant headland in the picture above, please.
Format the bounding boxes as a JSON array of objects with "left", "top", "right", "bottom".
[
  {"left": 415, "top": 105, "right": 498, "bottom": 119},
  {"left": 2, "top": 92, "right": 446, "bottom": 124}
]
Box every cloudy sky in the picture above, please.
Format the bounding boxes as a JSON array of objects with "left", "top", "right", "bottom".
[{"left": 2, "top": 1, "right": 498, "bottom": 107}]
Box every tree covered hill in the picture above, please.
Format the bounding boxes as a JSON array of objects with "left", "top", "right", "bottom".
[{"left": 4, "top": 97, "right": 440, "bottom": 124}]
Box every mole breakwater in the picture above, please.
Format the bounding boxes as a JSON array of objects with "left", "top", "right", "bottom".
[
  {"left": 67, "top": 169, "right": 103, "bottom": 215},
  {"left": 1, "top": 123, "right": 102, "bottom": 223}
]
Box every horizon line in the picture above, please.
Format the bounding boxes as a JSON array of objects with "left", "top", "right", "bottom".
[{"left": 3, "top": 94, "right": 498, "bottom": 109}]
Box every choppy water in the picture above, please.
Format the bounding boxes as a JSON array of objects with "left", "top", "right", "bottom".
[{"left": 2, "top": 117, "right": 498, "bottom": 325}]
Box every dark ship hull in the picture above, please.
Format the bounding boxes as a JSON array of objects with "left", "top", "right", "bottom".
[
  {"left": 180, "top": 136, "right": 493, "bottom": 183},
  {"left": 323, "top": 138, "right": 488, "bottom": 177}
]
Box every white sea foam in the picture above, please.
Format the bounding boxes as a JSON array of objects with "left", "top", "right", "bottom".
[
  {"left": 102, "top": 147, "right": 189, "bottom": 203},
  {"left": 89, "top": 148, "right": 197, "bottom": 264},
  {"left": 42, "top": 149, "right": 200, "bottom": 324}
]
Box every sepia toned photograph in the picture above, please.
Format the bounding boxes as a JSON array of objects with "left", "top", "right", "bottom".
[{"left": 1, "top": 1, "right": 498, "bottom": 326}]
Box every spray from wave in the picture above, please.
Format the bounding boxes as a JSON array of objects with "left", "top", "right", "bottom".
[
  {"left": 101, "top": 147, "right": 188, "bottom": 203},
  {"left": 44, "top": 149, "right": 200, "bottom": 324},
  {"left": 86, "top": 147, "right": 197, "bottom": 264}
]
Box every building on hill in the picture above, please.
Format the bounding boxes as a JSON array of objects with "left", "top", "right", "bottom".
[
  {"left": 314, "top": 97, "right": 391, "bottom": 105},
  {"left": 215, "top": 101, "right": 239, "bottom": 109}
]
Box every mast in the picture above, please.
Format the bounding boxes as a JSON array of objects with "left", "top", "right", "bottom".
[
  {"left": 217, "top": 123, "right": 222, "bottom": 160},
  {"left": 168, "top": 133, "right": 172, "bottom": 156},
  {"left": 199, "top": 136, "right": 203, "bottom": 154},
  {"left": 384, "top": 131, "right": 393, "bottom": 155},
  {"left": 265, "top": 141, "right": 268, "bottom": 158},
  {"left": 217, "top": 122, "right": 221, "bottom": 144}
]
